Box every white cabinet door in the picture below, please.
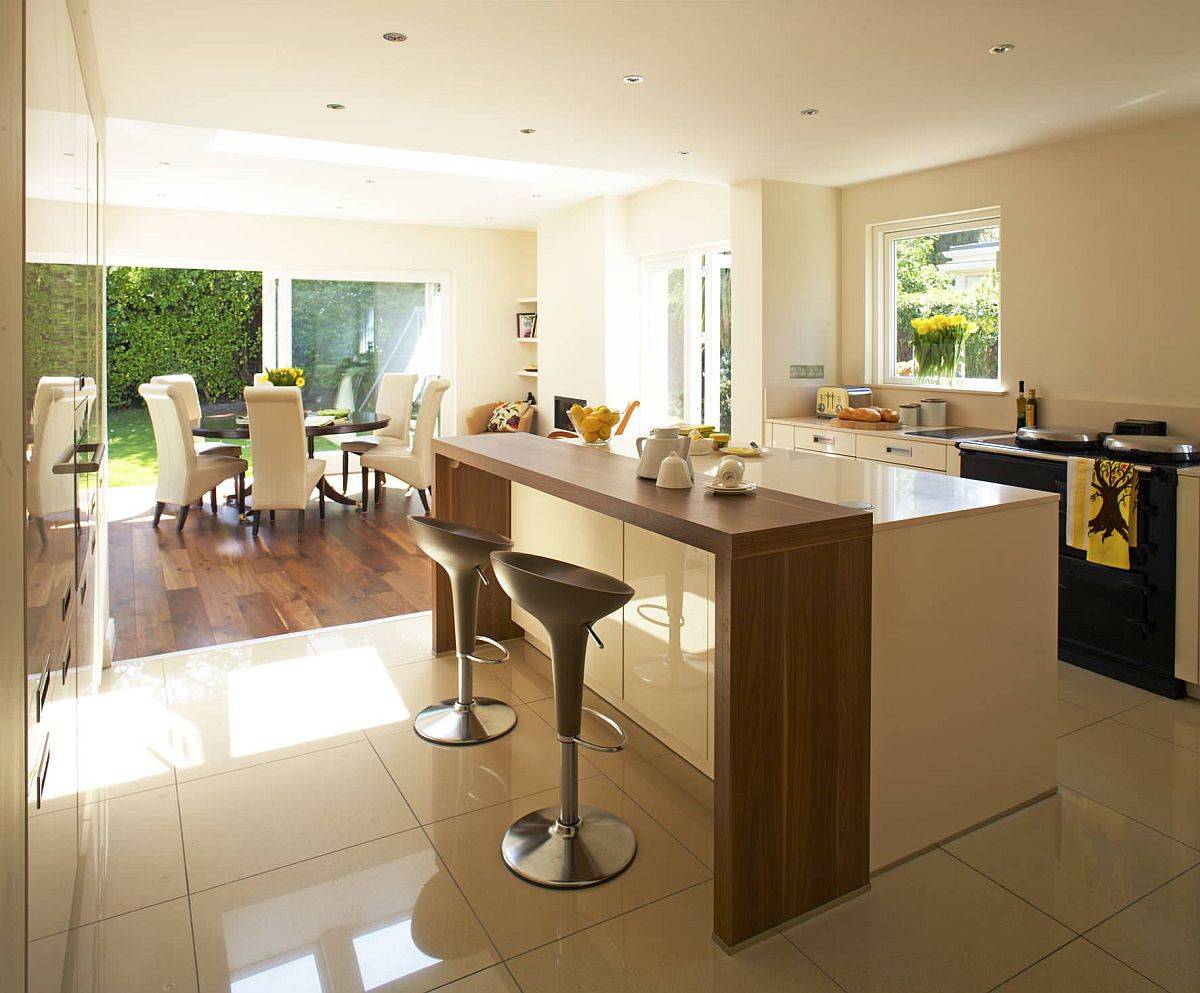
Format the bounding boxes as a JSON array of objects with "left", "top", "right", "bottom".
[
  {"left": 622, "top": 524, "right": 714, "bottom": 761},
  {"left": 510, "top": 483, "right": 624, "bottom": 698},
  {"left": 767, "top": 421, "right": 795, "bottom": 450}
]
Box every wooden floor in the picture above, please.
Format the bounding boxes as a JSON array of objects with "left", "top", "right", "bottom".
[{"left": 109, "top": 481, "right": 432, "bottom": 661}]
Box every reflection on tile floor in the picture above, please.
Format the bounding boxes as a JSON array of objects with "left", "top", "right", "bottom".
[{"left": 28, "top": 624, "right": 1200, "bottom": 992}]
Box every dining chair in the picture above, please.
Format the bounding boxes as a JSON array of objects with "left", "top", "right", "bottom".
[
  {"left": 139, "top": 382, "right": 248, "bottom": 532},
  {"left": 150, "top": 374, "right": 242, "bottom": 461},
  {"left": 339, "top": 372, "right": 418, "bottom": 493},
  {"left": 359, "top": 378, "right": 450, "bottom": 513},
  {"left": 27, "top": 378, "right": 78, "bottom": 543},
  {"left": 243, "top": 385, "right": 327, "bottom": 535}
]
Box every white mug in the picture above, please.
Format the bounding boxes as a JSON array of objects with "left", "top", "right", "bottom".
[{"left": 715, "top": 455, "right": 745, "bottom": 488}]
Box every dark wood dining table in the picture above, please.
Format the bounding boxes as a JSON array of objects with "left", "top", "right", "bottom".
[{"left": 192, "top": 409, "right": 390, "bottom": 509}]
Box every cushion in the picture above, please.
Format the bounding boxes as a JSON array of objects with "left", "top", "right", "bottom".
[{"left": 486, "top": 400, "right": 530, "bottom": 433}]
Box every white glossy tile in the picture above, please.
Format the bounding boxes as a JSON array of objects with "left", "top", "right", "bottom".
[
  {"left": 370, "top": 705, "right": 598, "bottom": 824},
  {"left": 27, "top": 898, "right": 198, "bottom": 993},
  {"left": 306, "top": 613, "right": 435, "bottom": 665},
  {"left": 435, "top": 967, "right": 522, "bottom": 993},
  {"left": 1058, "top": 663, "right": 1156, "bottom": 717},
  {"left": 97, "top": 655, "right": 166, "bottom": 697},
  {"left": 606, "top": 751, "right": 714, "bottom": 869},
  {"left": 1116, "top": 695, "right": 1200, "bottom": 754},
  {"left": 191, "top": 830, "right": 496, "bottom": 993},
  {"left": 1057, "top": 719, "right": 1200, "bottom": 848},
  {"left": 786, "top": 849, "right": 1071, "bottom": 993},
  {"left": 945, "top": 789, "right": 1199, "bottom": 931},
  {"left": 178, "top": 740, "right": 417, "bottom": 891},
  {"left": 1058, "top": 699, "right": 1103, "bottom": 737},
  {"left": 1089, "top": 865, "right": 1200, "bottom": 993},
  {"left": 426, "top": 776, "right": 710, "bottom": 958},
  {"left": 28, "top": 786, "right": 186, "bottom": 941},
  {"left": 488, "top": 638, "right": 556, "bottom": 704},
  {"left": 162, "top": 633, "right": 316, "bottom": 704},
  {"left": 995, "top": 939, "right": 1163, "bottom": 992},
  {"left": 509, "top": 881, "right": 839, "bottom": 993}
]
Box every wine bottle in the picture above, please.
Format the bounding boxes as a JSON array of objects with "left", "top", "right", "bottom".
[
  {"left": 1026, "top": 388, "right": 1038, "bottom": 428},
  {"left": 1016, "top": 380, "right": 1027, "bottom": 433}
]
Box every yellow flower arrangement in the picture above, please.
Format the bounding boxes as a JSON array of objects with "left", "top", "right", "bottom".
[
  {"left": 266, "top": 366, "right": 305, "bottom": 388},
  {"left": 909, "top": 313, "right": 976, "bottom": 383}
]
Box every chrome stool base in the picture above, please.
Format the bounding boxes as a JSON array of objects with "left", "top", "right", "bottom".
[
  {"left": 502, "top": 805, "right": 637, "bottom": 888},
  {"left": 413, "top": 697, "right": 517, "bottom": 745}
]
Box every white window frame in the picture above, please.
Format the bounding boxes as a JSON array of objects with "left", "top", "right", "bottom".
[
  {"left": 639, "top": 243, "right": 731, "bottom": 427},
  {"left": 868, "top": 208, "right": 1002, "bottom": 392}
]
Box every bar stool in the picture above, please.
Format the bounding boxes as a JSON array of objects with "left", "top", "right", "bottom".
[
  {"left": 408, "top": 515, "right": 517, "bottom": 745},
  {"left": 489, "top": 550, "right": 637, "bottom": 888}
]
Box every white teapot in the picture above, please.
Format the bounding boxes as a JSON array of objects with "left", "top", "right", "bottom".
[{"left": 635, "top": 426, "right": 693, "bottom": 481}]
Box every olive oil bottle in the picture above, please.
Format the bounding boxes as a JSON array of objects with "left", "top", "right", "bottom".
[
  {"left": 1026, "top": 388, "right": 1038, "bottom": 428},
  {"left": 1016, "top": 380, "right": 1027, "bottom": 432}
]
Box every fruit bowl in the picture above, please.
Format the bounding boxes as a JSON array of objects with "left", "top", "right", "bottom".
[{"left": 567, "top": 403, "right": 622, "bottom": 446}]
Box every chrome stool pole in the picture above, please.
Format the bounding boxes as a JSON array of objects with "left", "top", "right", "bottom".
[
  {"left": 490, "top": 551, "right": 636, "bottom": 888},
  {"left": 407, "top": 516, "right": 518, "bottom": 746}
]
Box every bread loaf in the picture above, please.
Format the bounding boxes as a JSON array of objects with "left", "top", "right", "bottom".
[
  {"left": 880, "top": 408, "right": 899, "bottom": 423},
  {"left": 837, "top": 406, "right": 882, "bottom": 422}
]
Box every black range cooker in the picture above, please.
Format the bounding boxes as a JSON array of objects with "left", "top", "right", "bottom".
[{"left": 960, "top": 428, "right": 1200, "bottom": 698}]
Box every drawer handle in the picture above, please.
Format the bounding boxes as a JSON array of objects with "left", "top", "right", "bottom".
[
  {"left": 885, "top": 445, "right": 913, "bottom": 457},
  {"left": 60, "top": 584, "right": 71, "bottom": 621},
  {"left": 35, "top": 741, "right": 50, "bottom": 809},
  {"left": 60, "top": 642, "right": 72, "bottom": 684},
  {"left": 36, "top": 654, "right": 52, "bottom": 722},
  {"left": 813, "top": 435, "right": 835, "bottom": 444}
]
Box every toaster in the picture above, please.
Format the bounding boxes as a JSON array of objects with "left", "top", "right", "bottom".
[{"left": 816, "top": 386, "right": 873, "bottom": 418}]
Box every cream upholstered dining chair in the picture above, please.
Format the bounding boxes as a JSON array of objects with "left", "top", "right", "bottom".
[
  {"left": 139, "top": 382, "right": 248, "bottom": 532},
  {"left": 243, "top": 385, "right": 327, "bottom": 536},
  {"left": 149, "top": 373, "right": 241, "bottom": 459},
  {"left": 339, "top": 372, "right": 418, "bottom": 493},
  {"left": 359, "top": 378, "right": 450, "bottom": 514},
  {"left": 27, "top": 378, "right": 78, "bottom": 543}
]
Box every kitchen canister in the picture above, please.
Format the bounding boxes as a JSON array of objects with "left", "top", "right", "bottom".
[
  {"left": 898, "top": 402, "right": 921, "bottom": 427},
  {"left": 919, "top": 398, "right": 947, "bottom": 427}
]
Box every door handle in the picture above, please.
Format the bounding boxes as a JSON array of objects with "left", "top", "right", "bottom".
[
  {"left": 35, "top": 741, "right": 50, "bottom": 809},
  {"left": 36, "top": 654, "right": 52, "bottom": 722},
  {"left": 51, "top": 441, "right": 104, "bottom": 475},
  {"left": 60, "top": 641, "right": 72, "bottom": 683}
]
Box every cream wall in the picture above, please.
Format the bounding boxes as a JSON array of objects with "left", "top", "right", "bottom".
[
  {"left": 625, "top": 180, "right": 730, "bottom": 257},
  {"left": 839, "top": 113, "right": 1200, "bottom": 433},
  {"left": 37, "top": 202, "right": 538, "bottom": 433}
]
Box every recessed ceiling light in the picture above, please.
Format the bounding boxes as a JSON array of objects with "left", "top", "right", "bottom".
[
  {"left": 158, "top": 160, "right": 171, "bottom": 166},
  {"left": 62, "top": 152, "right": 74, "bottom": 157},
  {"left": 989, "top": 43, "right": 1015, "bottom": 54},
  {"left": 530, "top": 194, "right": 542, "bottom": 199},
  {"left": 155, "top": 193, "right": 166, "bottom": 198},
  {"left": 519, "top": 128, "right": 536, "bottom": 134},
  {"left": 382, "top": 32, "right": 407, "bottom": 43},
  {"left": 799, "top": 108, "right": 820, "bottom": 116},
  {"left": 485, "top": 216, "right": 494, "bottom": 221},
  {"left": 214, "top": 128, "right": 557, "bottom": 181},
  {"left": 621, "top": 74, "right": 645, "bottom": 85},
  {"left": 326, "top": 103, "right": 346, "bottom": 110},
  {"left": 677, "top": 150, "right": 691, "bottom": 156},
  {"left": 335, "top": 206, "right": 344, "bottom": 210}
]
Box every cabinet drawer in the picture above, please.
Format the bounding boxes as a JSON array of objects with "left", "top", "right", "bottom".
[
  {"left": 793, "top": 426, "right": 856, "bottom": 458},
  {"left": 767, "top": 422, "right": 794, "bottom": 450},
  {"left": 855, "top": 434, "right": 946, "bottom": 472}
]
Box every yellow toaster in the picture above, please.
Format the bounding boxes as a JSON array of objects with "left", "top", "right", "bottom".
[{"left": 815, "top": 386, "right": 873, "bottom": 418}]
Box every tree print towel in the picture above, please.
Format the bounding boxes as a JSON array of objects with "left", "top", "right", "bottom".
[{"left": 1086, "top": 459, "right": 1138, "bottom": 570}]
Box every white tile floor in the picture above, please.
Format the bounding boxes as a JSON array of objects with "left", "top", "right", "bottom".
[{"left": 30, "top": 613, "right": 1200, "bottom": 993}]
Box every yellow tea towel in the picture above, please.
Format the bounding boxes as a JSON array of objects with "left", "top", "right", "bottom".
[
  {"left": 1086, "top": 459, "right": 1138, "bottom": 569},
  {"left": 1065, "top": 457, "right": 1091, "bottom": 550}
]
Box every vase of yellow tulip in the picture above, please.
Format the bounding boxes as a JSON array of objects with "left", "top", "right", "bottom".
[
  {"left": 265, "top": 367, "right": 306, "bottom": 389},
  {"left": 910, "top": 314, "right": 976, "bottom": 384}
]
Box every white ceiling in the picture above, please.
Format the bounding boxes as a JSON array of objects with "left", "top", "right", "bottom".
[{"left": 82, "top": 0, "right": 1200, "bottom": 228}]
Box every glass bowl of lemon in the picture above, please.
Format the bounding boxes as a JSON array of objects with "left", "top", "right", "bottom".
[{"left": 567, "top": 403, "right": 622, "bottom": 446}]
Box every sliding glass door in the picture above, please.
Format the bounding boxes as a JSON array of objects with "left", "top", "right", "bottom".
[
  {"left": 268, "top": 273, "right": 444, "bottom": 411},
  {"left": 642, "top": 250, "right": 731, "bottom": 432}
]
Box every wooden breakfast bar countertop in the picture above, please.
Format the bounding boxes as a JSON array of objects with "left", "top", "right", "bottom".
[{"left": 430, "top": 434, "right": 874, "bottom": 951}]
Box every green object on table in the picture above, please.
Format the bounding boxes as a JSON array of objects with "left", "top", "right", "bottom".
[{"left": 315, "top": 407, "right": 351, "bottom": 418}]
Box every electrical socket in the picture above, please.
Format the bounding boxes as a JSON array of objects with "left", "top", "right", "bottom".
[{"left": 789, "top": 364, "right": 825, "bottom": 379}]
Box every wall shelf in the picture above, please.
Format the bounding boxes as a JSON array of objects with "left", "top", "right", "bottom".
[
  {"left": 518, "top": 370, "right": 539, "bottom": 379},
  {"left": 515, "top": 337, "right": 539, "bottom": 343},
  {"left": 516, "top": 296, "right": 538, "bottom": 304}
]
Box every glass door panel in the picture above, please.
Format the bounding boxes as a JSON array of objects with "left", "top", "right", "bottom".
[{"left": 644, "top": 263, "right": 687, "bottom": 424}]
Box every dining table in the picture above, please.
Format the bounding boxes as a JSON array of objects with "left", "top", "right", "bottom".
[{"left": 192, "top": 409, "right": 391, "bottom": 510}]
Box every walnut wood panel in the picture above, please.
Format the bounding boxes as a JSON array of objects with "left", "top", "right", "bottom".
[
  {"left": 714, "top": 535, "right": 872, "bottom": 946},
  {"left": 432, "top": 454, "right": 525, "bottom": 654},
  {"left": 434, "top": 435, "right": 869, "bottom": 559}
]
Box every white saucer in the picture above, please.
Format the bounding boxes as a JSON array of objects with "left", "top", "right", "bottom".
[{"left": 705, "top": 480, "right": 756, "bottom": 495}]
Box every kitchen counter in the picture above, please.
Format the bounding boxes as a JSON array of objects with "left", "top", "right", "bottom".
[
  {"left": 767, "top": 415, "right": 1011, "bottom": 447},
  {"left": 428, "top": 432, "right": 1058, "bottom": 951}
]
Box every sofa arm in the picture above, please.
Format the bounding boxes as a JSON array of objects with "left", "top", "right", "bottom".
[{"left": 465, "top": 402, "right": 499, "bottom": 435}]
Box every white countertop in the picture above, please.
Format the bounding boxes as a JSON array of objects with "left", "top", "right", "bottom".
[
  {"left": 766, "top": 415, "right": 1011, "bottom": 447},
  {"left": 601, "top": 434, "right": 1057, "bottom": 532}
]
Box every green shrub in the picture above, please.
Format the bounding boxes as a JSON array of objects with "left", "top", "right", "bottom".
[{"left": 106, "top": 266, "right": 262, "bottom": 408}]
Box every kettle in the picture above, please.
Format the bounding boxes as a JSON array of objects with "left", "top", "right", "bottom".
[{"left": 635, "top": 426, "right": 693, "bottom": 481}]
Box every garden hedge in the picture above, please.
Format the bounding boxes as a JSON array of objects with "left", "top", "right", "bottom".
[{"left": 106, "top": 266, "right": 262, "bottom": 408}]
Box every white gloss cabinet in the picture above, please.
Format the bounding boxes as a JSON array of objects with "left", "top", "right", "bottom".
[
  {"left": 621, "top": 525, "right": 714, "bottom": 765},
  {"left": 509, "top": 483, "right": 624, "bottom": 698}
]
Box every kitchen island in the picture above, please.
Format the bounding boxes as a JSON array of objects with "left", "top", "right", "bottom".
[{"left": 430, "top": 433, "right": 1058, "bottom": 949}]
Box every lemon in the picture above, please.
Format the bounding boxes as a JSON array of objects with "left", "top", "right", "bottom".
[{"left": 583, "top": 430, "right": 600, "bottom": 443}]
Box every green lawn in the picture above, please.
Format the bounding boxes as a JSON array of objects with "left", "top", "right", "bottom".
[{"left": 107, "top": 406, "right": 343, "bottom": 488}]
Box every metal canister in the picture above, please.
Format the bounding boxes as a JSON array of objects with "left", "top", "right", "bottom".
[{"left": 898, "top": 402, "right": 921, "bottom": 427}]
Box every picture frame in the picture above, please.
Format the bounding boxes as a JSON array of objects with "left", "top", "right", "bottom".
[{"left": 516, "top": 312, "right": 538, "bottom": 339}]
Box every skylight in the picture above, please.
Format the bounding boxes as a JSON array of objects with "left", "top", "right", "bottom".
[{"left": 213, "top": 129, "right": 555, "bottom": 181}]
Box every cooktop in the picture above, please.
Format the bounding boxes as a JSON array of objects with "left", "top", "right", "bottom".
[{"left": 905, "top": 427, "right": 1008, "bottom": 440}]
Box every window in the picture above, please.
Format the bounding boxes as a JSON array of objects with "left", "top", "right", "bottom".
[
  {"left": 641, "top": 249, "right": 732, "bottom": 431},
  {"left": 873, "top": 211, "right": 1000, "bottom": 390}
]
